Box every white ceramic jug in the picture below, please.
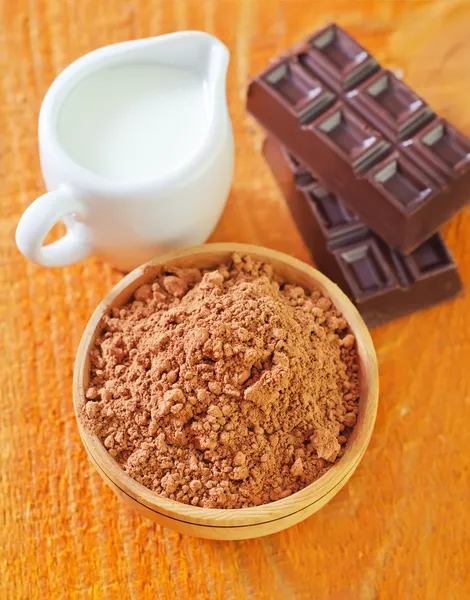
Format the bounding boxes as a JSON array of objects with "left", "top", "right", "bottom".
[{"left": 16, "top": 32, "right": 234, "bottom": 271}]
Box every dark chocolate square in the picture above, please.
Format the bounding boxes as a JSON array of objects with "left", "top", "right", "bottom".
[
  {"left": 347, "top": 69, "right": 434, "bottom": 140},
  {"left": 313, "top": 103, "right": 391, "bottom": 171},
  {"left": 299, "top": 24, "right": 379, "bottom": 91},
  {"left": 264, "top": 61, "right": 336, "bottom": 123},
  {"left": 405, "top": 235, "right": 453, "bottom": 280},
  {"left": 420, "top": 120, "right": 470, "bottom": 173},
  {"left": 335, "top": 239, "right": 397, "bottom": 298},
  {"left": 368, "top": 153, "right": 436, "bottom": 211}
]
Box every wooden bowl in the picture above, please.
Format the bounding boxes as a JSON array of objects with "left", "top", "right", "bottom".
[{"left": 73, "top": 243, "right": 378, "bottom": 540}]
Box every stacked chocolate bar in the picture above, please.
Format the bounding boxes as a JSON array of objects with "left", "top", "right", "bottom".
[{"left": 247, "top": 23, "right": 468, "bottom": 327}]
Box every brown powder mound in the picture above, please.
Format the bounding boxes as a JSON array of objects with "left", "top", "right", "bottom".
[{"left": 81, "top": 254, "right": 360, "bottom": 508}]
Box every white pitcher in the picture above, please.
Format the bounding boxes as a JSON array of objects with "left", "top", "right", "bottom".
[{"left": 16, "top": 32, "right": 234, "bottom": 271}]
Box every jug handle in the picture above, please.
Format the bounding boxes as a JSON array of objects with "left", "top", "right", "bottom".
[{"left": 16, "top": 187, "right": 93, "bottom": 267}]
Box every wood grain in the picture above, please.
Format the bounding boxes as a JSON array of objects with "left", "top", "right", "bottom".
[{"left": 1, "top": 0, "right": 469, "bottom": 596}]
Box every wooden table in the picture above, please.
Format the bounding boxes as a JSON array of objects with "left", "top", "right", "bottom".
[{"left": 2, "top": 0, "right": 469, "bottom": 597}]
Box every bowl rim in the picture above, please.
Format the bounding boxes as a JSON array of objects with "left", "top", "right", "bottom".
[{"left": 73, "top": 243, "right": 379, "bottom": 528}]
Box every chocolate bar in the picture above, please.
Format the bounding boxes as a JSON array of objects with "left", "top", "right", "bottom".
[
  {"left": 263, "top": 136, "right": 463, "bottom": 327},
  {"left": 247, "top": 23, "right": 470, "bottom": 254}
]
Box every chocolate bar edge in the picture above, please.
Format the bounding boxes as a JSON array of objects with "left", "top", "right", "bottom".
[{"left": 262, "top": 136, "right": 463, "bottom": 328}]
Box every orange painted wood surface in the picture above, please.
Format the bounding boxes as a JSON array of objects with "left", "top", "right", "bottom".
[{"left": 1, "top": 0, "right": 469, "bottom": 597}]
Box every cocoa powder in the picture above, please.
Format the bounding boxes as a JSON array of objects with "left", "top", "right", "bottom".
[{"left": 81, "top": 254, "right": 360, "bottom": 508}]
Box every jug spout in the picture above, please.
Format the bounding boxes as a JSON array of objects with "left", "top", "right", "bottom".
[
  {"left": 137, "top": 31, "right": 229, "bottom": 121},
  {"left": 147, "top": 31, "right": 230, "bottom": 152},
  {"left": 205, "top": 37, "right": 229, "bottom": 115},
  {"left": 173, "top": 31, "right": 229, "bottom": 117}
]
